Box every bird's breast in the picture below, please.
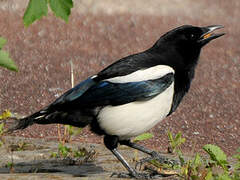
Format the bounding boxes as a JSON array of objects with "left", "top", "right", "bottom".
[{"left": 97, "top": 82, "right": 174, "bottom": 140}]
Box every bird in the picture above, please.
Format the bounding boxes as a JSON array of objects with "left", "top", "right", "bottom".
[{"left": 7, "top": 25, "right": 224, "bottom": 179}]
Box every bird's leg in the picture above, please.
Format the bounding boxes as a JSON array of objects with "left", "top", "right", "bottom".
[
  {"left": 120, "top": 140, "right": 154, "bottom": 155},
  {"left": 120, "top": 140, "right": 180, "bottom": 169},
  {"left": 110, "top": 148, "right": 148, "bottom": 178},
  {"left": 104, "top": 136, "right": 153, "bottom": 179}
]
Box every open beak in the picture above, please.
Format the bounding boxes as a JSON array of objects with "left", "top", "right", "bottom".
[{"left": 198, "top": 25, "right": 225, "bottom": 46}]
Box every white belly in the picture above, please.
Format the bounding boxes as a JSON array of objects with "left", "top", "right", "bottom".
[{"left": 97, "top": 82, "right": 174, "bottom": 140}]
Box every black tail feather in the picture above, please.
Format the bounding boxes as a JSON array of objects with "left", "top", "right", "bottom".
[
  {"left": 5, "top": 109, "right": 93, "bottom": 134},
  {"left": 6, "top": 117, "right": 35, "bottom": 134},
  {"left": 5, "top": 111, "right": 46, "bottom": 134}
]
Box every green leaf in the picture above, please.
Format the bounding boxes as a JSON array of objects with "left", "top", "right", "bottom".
[
  {"left": 23, "top": 0, "right": 48, "bottom": 27},
  {"left": 0, "top": 37, "right": 7, "bottom": 49},
  {"left": 168, "top": 131, "right": 186, "bottom": 153},
  {"left": 0, "top": 123, "right": 4, "bottom": 135},
  {"left": 0, "top": 37, "right": 18, "bottom": 71},
  {"left": 72, "top": 127, "right": 82, "bottom": 136},
  {"left": 175, "top": 132, "right": 182, "bottom": 141},
  {"left": 236, "top": 147, "right": 240, "bottom": 153},
  {"left": 0, "top": 110, "right": 12, "bottom": 120},
  {"left": 73, "top": 148, "right": 87, "bottom": 158},
  {"left": 168, "top": 130, "right": 174, "bottom": 142},
  {"left": 203, "top": 144, "right": 228, "bottom": 169},
  {"left": 216, "top": 173, "right": 232, "bottom": 180},
  {"left": 133, "top": 133, "right": 154, "bottom": 142},
  {"left": 205, "top": 170, "right": 213, "bottom": 180},
  {"left": 58, "top": 143, "right": 71, "bottom": 158},
  {"left": 0, "top": 50, "right": 18, "bottom": 71},
  {"left": 190, "top": 175, "right": 200, "bottom": 180},
  {"left": 49, "top": 0, "right": 73, "bottom": 22},
  {"left": 50, "top": 152, "right": 57, "bottom": 158},
  {"left": 177, "top": 150, "right": 185, "bottom": 166},
  {"left": 0, "top": 141, "right": 3, "bottom": 148},
  {"left": 6, "top": 162, "right": 13, "bottom": 169},
  {"left": 193, "top": 153, "right": 202, "bottom": 167}
]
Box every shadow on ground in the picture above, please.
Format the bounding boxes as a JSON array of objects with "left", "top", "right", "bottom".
[{"left": 0, "top": 159, "right": 103, "bottom": 177}]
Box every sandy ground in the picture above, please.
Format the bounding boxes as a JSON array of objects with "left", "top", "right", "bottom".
[{"left": 0, "top": 0, "right": 239, "bottom": 157}]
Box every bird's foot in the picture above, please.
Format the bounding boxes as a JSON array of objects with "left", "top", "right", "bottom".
[
  {"left": 111, "top": 171, "right": 159, "bottom": 179},
  {"left": 135, "top": 151, "right": 180, "bottom": 170}
]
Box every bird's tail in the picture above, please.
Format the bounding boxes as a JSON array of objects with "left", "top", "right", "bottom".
[
  {"left": 5, "top": 110, "right": 48, "bottom": 134},
  {"left": 5, "top": 109, "right": 92, "bottom": 134}
]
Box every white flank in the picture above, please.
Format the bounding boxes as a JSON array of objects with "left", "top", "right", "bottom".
[
  {"left": 97, "top": 82, "right": 174, "bottom": 140},
  {"left": 106, "top": 65, "right": 174, "bottom": 83}
]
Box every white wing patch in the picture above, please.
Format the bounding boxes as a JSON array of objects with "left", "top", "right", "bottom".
[
  {"left": 91, "top": 75, "right": 98, "bottom": 79},
  {"left": 34, "top": 115, "right": 45, "bottom": 120},
  {"left": 106, "top": 65, "right": 174, "bottom": 83}
]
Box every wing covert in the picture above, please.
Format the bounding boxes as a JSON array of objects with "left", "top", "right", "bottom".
[{"left": 75, "top": 72, "right": 174, "bottom": 107}]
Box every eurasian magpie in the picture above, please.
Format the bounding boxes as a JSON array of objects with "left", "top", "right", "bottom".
[{"left": 7, "top": 25, "right": 224, "bottom": 179}]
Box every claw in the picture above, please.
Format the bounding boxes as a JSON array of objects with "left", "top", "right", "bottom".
[
  {"left": 150, "top": 152, "right": 180, "bottom": 166},
  {"left": 135, "top": 156, "right": 153, "bottom": 170},
  {"left": 135, "top": 152, "right": 180, "bottom": 171}
]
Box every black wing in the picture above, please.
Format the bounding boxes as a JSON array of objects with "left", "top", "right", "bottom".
[{"left": 50, "top": 72, "right": 174, "bottom": 110}]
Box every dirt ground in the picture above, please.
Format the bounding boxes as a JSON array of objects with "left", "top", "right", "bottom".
[{"left": 0, "top": 0, "right": 239, "bottom": 159}]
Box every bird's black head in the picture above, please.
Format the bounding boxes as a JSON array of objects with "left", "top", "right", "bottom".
[
  {"left": 152, "top": 25, "right": 225, "bottom": 67},
  {"left": 159, "top": 25, "right": 224, "bottom": 48}
]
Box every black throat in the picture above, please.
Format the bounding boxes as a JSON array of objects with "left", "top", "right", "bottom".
[{"left": 168, "top": 56, "right": 199, "bottom": 115}]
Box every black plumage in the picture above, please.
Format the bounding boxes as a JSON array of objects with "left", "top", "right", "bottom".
[{"left": 7, "top": 25, "right": 224, "bottom": 179}]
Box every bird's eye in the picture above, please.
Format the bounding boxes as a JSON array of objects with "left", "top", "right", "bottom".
[{"left": 188, "top": 34, "right": 196, "bottom": 40}]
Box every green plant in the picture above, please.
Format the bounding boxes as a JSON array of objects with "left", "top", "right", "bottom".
[
  {"left": 0, "top": 37, "right": 18, "bottom": 71},
  {"left": 178, "top": 142, "right": 238, "bottom": 179},
  {"left": 58, "top": 143, "right": 71, "bottom": 158},
  {"left": 50, "top": 152, "right": 58, "bottom": 158},
  {"left": 0, "top": 110, "right": 13, "bottom": 147},
  {"left": 231, "top": 148, "right": 240, "bottom": 179},
  {"left": 5, "top": 161, "right": 14, "bottom": 171},
  {"left": 0, "top": 110, "right": 12, "bottom": 120},
  {"left": 133, "top": 133, "right": 154, "bottom": 143},
  {"left": 73, "top": 147, "right": 88, "bottom": 158},
  {"left": 179, "top": 152, "right": 208, "bottom": 179},
  {"left": 0, "top": 123, "right": 4, "bottom": 147},
  {"left": 16, "top": 142, "right": 29, "bottom": 151},
  {"left": 0, "top": 123, "right": 4, "bottom": 134},
  {"left": 50, "top": 143, "right": 71, "bottom": 158},
  {"left": 167, "top": 131, "right": 186, "bottom": 154},
  {"left": 203, "top": 144, "right": 228, "bottom": 171},
  {"left": 5, "top": 148, "right": 15, "bottom": 173},
  {"left": 23, "top": 0, "right": 73, "bottom": 27},
  {"left": 144, "top": 131, "right": 240, "bottom": 179},
  {"left": 51, "top": 143, "right": 88, "bottom": 159},
  {"left": 6, "top": 162, "right": 13, "bottom": 168},
  {"left": 63, "top": 125, "right": 83, "bottom": 143}
]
